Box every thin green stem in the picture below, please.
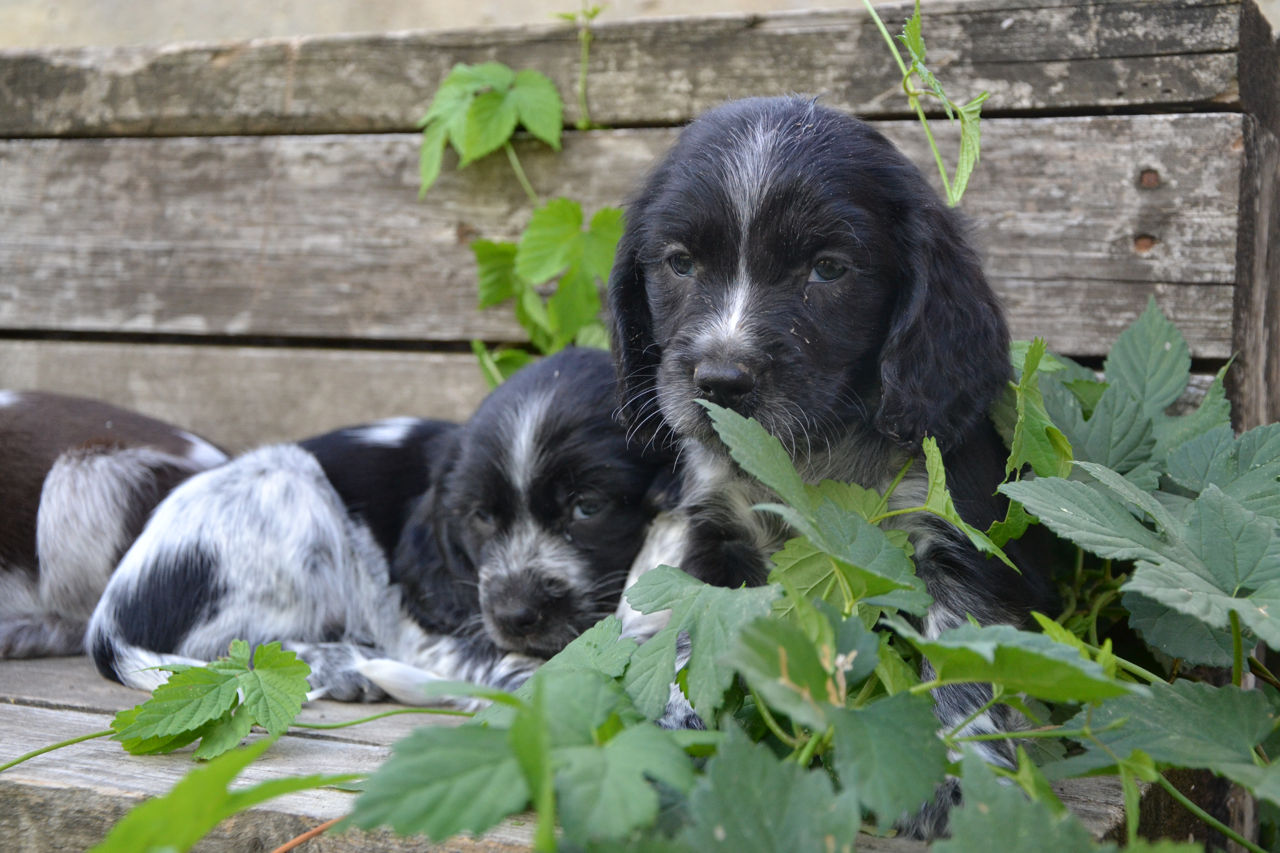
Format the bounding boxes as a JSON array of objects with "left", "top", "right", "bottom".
[
  {"left": 792, "top": 726, "right": 831, "bottom": 767},
  {"left": 0, "top": 728, "right": 113, "bottom": 773},
  {"left": 868, "top": 505, "right": 925, "bottom": 525},
  {"left": 750, "top": 685, "right": 803, "bottom": 749},
  {"left": 504, "top": 142, "right": 540, "bottom": 205},
  {"left": 1155, "top": 774, "right": 1266, "bottom": 853},
  {"left": 1230, "top": 610, "right": 1244, "bottom": 688},
  {"left": 849, "top": 673, "right": 881, "bottom": 709},
  {"left": 1249, "top": 655, "right": 1280, "bottom": 692},
  {"left": 873, "top": 457, "right": 916, "bottom": 517},
  {"left": 860, "top": 0, "right": 909, "bottom": 77},
  {"left": 1086, "top": 588, "right": 1120, "bottom": 647},
  {"left": 291, "top": 707, "right": 471, "bottom": 730},
  {"left": 944, "top": 691, "right": 1001, "bottom": 741},
  {"left": 907, "top": 678, "right": 945, "bottom": 696},
  {"left": 909, "top": 95, "right": 953, "bottom": 202},
  {"left": 1079, "top": 640, "right": 1164, "bottom": 684},
  {"left": 954, "top": 719, "right": 1127, "bottom": 743}
]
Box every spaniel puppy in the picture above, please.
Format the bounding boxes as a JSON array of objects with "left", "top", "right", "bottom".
[
  {"left": 88, "top": 347, "right": 678, "bottom": 703},
  {"left": 0, "top": 391, "right": 227, "bottom": 659},
  {"left": 608, "top": 96, "right": 1054, "bottom": 836}
]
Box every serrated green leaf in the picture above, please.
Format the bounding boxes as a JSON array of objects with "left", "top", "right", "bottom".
[
  {"left": 111, "top": 703, "right": 208, "bottom": 756},
  {"left": 510, "top": 69, "right": 563, "bottom": 150},
  {"left": 874, "top": 634, "right": 921, "bottom": 695},
  {"left": 510, "top": 676, "right": 557, "bottom": 851},
  {"left": 1104, "top": 296, "right": 1191, "bottom": 420},
  {"left": 1067, "top": 385, "right": 1156, "bottom": 474},
  {"left": 1152, "top": 364, "right": 1232, "bottom": 457},
  {"left": 237, "top": 643, "right": 310, "bottom": 735},
  {"left": 1121, "top": 485, "right": 1280, "bottom": 647},
  {"left": 884, "top": 615, "right": 1131, "bottom": 702},
  {"left": 624, "top": 566, "right": 778, "bottom": 724},
  {"left": 1122, "top": 590, "right": 1239, "bottom": 667},
  {"left": 899, "top": 1, "right": 926, "bottom": 62},
  {"left": 516, "top": 197, "right": 584, "bottom": 283},
  {"left": 622, "top": 624, "right": 680, "bottom": 720},
  {"left": 830, "top": 692, "right": 949, "bottom": 829},
  {"left": 446, "top": 61, "right": 517, "bottom": 95},
  {"left": 1010, "top": 745, "right": 1069, "bottom": 817},
  {"left": 677, "top": 728, "right": 857, "bottom": 853},
  {"left": 418, "top": 117, "right": 449, "bottom": 198},
  {"left": 92, "top": 737, "right": 356, "bottom": 853},
  {"left": 935, "top": 752, "right": 1109, "bottom": 853},
  {"left": 1063, "top": 378, "right": 1108, "bottom": 418},
  {"left": 701, "top": 401, "right": 809, "bottom": 512},
  {"left": 556, "top": 725, "right": 694, "bottom": 844},
  {"left": 1007, "top": 338, "right": 1073, "bottom": 479},
  {"left": 547, "top": 261, "right": 602, "bottom": 347},
  {"left": 950, "top": 91, "right": 987, "bottom": 204},
  {"left": 987, "top": 498, "right": 1035, "bottom": 548},
  {"left": 1044, "top": 680, "right": 1275, "bottom": 779},
  {"left": 457, "top": 89, "right": 518, "bottom": 166},
  {"left": 113, "top": 665, "right": 241, "bottom": 744},
  {"left": 723, "top": 617, "right": 841, "bottom": 729},
  {"left": 191, "top": 707, "right": 256, "bottom": 761},
  {"left": 349, "top": 725, "right": 530, "bottom": 839},
  {"left": 922, "top": 437, "right": 1015, "bottom": 568},
  {"left": 1000, "top": 476, "right": 1167, "bottom": 564}
]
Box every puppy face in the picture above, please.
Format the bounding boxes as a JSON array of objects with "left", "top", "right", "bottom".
[
  {"left": 442, "top": 348, "right": 673, "bottom": 659},
  {"left": 610, "top": 97, "right": 1010, "bottom": 461}
]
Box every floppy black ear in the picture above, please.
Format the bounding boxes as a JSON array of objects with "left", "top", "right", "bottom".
[
  {"left": 607, "top": 199, "right": 669, "bottom": 448},
  {"left": 874, "top": 202, "right": 1011, "bottom": 451}
]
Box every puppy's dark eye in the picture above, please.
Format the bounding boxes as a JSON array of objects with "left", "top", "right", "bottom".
[
  {"left": 571, "top": 495, "right": 605, "bottom": 521},
  {"left": 471, "top": 508, "right": 496, "bottom": 531},
  {"left": 808, "top": 258, "right": 848, "bottom": 284},
  {"left": 668, "top": 252, "right": 695, "bottom": 277}
]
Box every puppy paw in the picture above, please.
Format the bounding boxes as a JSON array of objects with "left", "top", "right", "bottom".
[{"left": 356, "top": 657, "right": 464, "bottom": 707}]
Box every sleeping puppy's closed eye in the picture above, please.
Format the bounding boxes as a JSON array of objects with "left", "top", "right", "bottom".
[
  {"left": 88, "top": 347, "right": 677, "bottom": 703},
  {"left": 608, "top": 96, "right": 1055, "bottom": 837}
]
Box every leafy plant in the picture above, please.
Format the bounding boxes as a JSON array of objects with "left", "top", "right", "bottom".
[{"left": 418, "top": 9, "right": 618, "bottom": 387}]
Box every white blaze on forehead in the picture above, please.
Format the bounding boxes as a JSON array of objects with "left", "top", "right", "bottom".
[
  {"left": 503, "top": 390, "right": 553, "bottom": 495},
  {"left": 353, "top": 417, "right": 420, "bottom": 448}
]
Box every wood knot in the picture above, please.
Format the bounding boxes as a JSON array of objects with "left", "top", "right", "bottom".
[
  {"left": 1133, "top": 234, "right": 1158, "bottom": 254},
  {"left": 1138, "top": 169, "right": 1160, "bottom": 189}
]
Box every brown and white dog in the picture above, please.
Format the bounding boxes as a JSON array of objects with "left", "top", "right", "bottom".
[{"left": 0, "top": 391, "right": 228, "bottom": 658}]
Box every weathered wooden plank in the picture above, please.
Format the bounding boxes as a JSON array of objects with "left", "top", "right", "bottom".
[
  {"left": 0, "top": 704, "right": 534, "bottom": 853},
  {"left": 0, "top": 0, "right": 1241, "bottom": 138},
  {"left": 0, "top": 340, "right": 491, "bottom": 451},
  {"left": 0, "top": 115, "right": 1242, "bottom": 356}
]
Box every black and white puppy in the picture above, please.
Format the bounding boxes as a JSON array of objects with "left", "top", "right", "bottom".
[
  {"left": 88, "top": 347, "right": 677, "bottom": 703},
  {"left": 608, "top": 97, "right": 1054, "bottom": 835},
  {"left": 0, "top": 391, "right": 228, "bottom": 659}
]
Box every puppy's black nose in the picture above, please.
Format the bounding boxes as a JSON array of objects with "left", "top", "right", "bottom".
[
  {"left": 492, "top": 601, "right": 540, "bottom": 633},
  {"left": 694, "top": 361, "right": 755, "bottom": 409}
]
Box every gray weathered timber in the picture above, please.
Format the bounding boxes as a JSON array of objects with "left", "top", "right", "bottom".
[
  {"left": 0, "top": 0, "right": 1242, "bottom": 138},
  {"left": 0, "top": 340, "right": 490, "bottom": 451},
  {"left": 0, "top": 114, "right": 1243, "bottom": 357}
]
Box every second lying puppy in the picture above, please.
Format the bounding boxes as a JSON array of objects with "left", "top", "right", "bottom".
[{"left": 88, "top": 347, "right": 677, "bottom": 701}]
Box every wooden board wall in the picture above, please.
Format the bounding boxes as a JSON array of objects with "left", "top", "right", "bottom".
[{"left": 0, "top": 0, "right": 1275, "bottom": 442}]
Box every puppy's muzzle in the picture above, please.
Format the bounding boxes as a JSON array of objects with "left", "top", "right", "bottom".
[
  {"left": 693, "top": 359, "right": 756, "bottom": 411},
  {"left": 484, "top": 572, "right": 572, "bottom": 639}
]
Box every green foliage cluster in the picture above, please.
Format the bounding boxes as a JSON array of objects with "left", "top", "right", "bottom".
[{"left": 418, "top": 46, "right": 618, "bottom": 387}]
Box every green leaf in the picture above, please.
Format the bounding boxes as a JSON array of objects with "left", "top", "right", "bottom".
[
  {"left": 509, "top": 677, "right": 557, "bottom": 851},
  {"left": 623, "top": 566, "right": 778, "bottom": 724},
  {"left": 446, "top": 61, "right": 516, "bottom": 96},
  {"left": 1121, "top": 485, "right": 1280, "bottom": 647},
  {"left": 91, "top": 737, "right": 356, "bottom": 853},
  {"left": 112, "top": 665, "right": 240, "bottom": 745},
  {"left": 1103, "top": 296, "right": 1191, "bottom": 420},
  {"left": 922, "top": 437, "right": 1015, "bottom": 568},
  {"left": 723, "top": 616, "right": 842, "bottom": 729},
  {"left": 1151, "top": 364, "right": 1232, "bottom": 458},
  {"left": 830, "top": 692, "right": 949, "bottom": 829},
  {"left": 583, "top": 206, "right": 625, "bottom": 282},
  {"left": 1166, "top": 422, "right": 1280, "bottom": 521},
  {"left": 1006, "top": 338, "right": 1073, "bottom": 479},
  {"left": 510, "top": 69, "right": 563, "bottom": 150},
  {"left": 950, "top": 91, "right": 988, "bottom": 205},
  {"left": 418, "top": 117, "right": 450, "bottom": 198},
  {"left": 1066, "top": 385, "right": 1155, "bottom": 474},
  {"left": 678, "top": 728, "right": 857, "bottom": 853},
  {"left": 457, "top": 89, "right": 518, "bottom": 166},
  {"left": 472, "top": 239, "right": 520, "bottom": 308},
  {"left": 1044, "top": 680, "right": 1275, "bottom": 779},
  {"left": 235, "top": 642, "right": 309, "bottom": 735},
  {"left": 622, "top": 624, "right": 680, "bottom": 720},
  {"left": 700, "top": 401, "right": 809, "bottom": 513},
  {"left": 517, "top": 197, "right": 584, "bottom": 284},
  {"left": 348, "top": 725, "right": 530, "bottom": 839},
  {"left": 1000, "top": 476, "right": 1167, "bottom": 564},
  {"left": 934, "top": 752, "right": 1108, "bottom": 853},
  {"left": 1122, "top": 590, "right": 1239, "bottom": 667},
  {"left": 883, "top": 615, "right": 1132, "bottom": 703},
  {"left": 556, "top": 725, "right": 695, "bottom": 844},
  {"left": 191, "top": 707, "right": 255, "bottom": 761},
  {"left": 546, "top": 261, "right": 602, "bottom": 347}
]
